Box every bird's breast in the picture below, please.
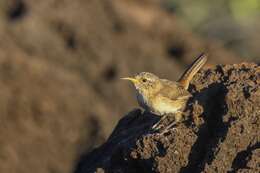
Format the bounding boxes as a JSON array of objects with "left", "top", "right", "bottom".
[
  {"left": 136, "top": 91, "right": 150, "bottom": 111},
  {"left": 135, "top": 90, "right": 185, "bottom": 116}
]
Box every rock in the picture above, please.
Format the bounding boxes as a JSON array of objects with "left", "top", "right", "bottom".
[{"left": 75, "top": 63, "right": 260, "bottom": 173}]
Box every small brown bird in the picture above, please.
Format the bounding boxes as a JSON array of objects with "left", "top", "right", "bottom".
[{"left": 121, "top": 53, "right": 207, "bottom": 130}]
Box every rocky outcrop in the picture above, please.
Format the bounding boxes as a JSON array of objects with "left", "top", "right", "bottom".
[{"left": 75, "top": 63, "right": 260, "bottom": 173}]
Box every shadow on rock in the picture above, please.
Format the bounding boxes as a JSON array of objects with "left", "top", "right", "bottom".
[{"left": 74, "top": 109, "right": 160, "bottom": 173}]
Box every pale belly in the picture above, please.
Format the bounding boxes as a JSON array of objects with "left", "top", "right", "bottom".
[
  {"left": 152, "top": 100, "right": 181, "bottom": 115},
  {"left": 136, "top": 92, "right": 182, "bottom": 115}
]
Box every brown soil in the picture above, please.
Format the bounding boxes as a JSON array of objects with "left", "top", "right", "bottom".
[
  {"left": 0, "top": 0, "right": 256, "bottom": 173},
  {"left": 77, "top": 63, "right": 260, "bottom": 173}
]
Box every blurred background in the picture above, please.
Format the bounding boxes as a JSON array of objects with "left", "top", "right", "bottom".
[{"left": 0, "top": 0, "right": 258, "bottom": 173}]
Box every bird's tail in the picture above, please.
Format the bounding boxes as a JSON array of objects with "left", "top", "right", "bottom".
[{"left": 178, "top": 53, "right": 208, "bottom": 90}]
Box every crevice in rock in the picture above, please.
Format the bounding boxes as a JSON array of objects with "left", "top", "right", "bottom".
[
  {"left": 55, "top": 22, "right": 78, "bottom": 50},
  {"left": 6, "top": 0, "right": 27, "bottom": 21},
  {"left": 180, "top": 82, "right": 230, "bottom": 173},
  {"left": 103, "top": 65, "right": 117, "bottom": 81},
  {"left": 102, "top": 0, "right": 125, "bottom": 33},
  {"left": 167, "top": 44, "right": 185, "bottom": 62},
  {"left": 228, "top": 142, "right": 260, "bottom": 173}
]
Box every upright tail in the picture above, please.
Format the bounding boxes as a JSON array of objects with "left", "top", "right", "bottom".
[{"left": 178, "top": 53, "right": 208, "bottom": 90}]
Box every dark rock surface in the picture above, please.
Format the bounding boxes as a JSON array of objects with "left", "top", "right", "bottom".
[{"left": 75, "top": 63, "right": 260, "bottom": 173}]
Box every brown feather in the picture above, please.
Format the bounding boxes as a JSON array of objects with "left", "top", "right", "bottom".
[{"left": 178, "top": 53, "right": 208, "bottom": 90}]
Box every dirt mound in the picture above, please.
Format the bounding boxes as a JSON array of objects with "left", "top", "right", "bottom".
[
  {"left": 76, "top": 63, "right": 260, "bottom": 173},
  {"left": 0, "top": 0, "right": 250, "bottom": 173}
]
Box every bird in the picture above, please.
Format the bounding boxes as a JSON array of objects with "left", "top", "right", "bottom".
[{"left": 121, "top": 53, "right": 207, "bottom": 131}]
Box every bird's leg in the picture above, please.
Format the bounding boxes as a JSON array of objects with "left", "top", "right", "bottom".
[
  {"left": 152, "top": 115, "right": 167, "bottom": 130},
  {"left": 159, "top": 111, "right": 184, "bottom": 133},
  {"left": 160, "top": 121, "right": 177, "bottom": 134}
]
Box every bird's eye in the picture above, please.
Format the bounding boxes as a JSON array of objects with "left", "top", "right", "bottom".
[{"left": 142, "top": 78, "right": 147, "bottom": 83}]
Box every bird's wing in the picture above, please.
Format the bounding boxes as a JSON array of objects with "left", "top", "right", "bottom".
[{"left": 157, "top": 79, "right": 191, "bottom": 101}]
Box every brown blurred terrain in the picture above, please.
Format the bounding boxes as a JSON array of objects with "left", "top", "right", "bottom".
[{"left": 0, "top": 0, "right": 258, "bottom": 173}]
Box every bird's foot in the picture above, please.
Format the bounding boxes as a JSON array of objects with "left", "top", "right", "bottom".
[
  {"left": 153, "top": 119, "right": 179, "bottom": 134},
  {"left": 151, "top": 115, "right": 168, "bottom": 131},
  {"left": 151, "top": 112, "right": 182, "bottom": 133}
]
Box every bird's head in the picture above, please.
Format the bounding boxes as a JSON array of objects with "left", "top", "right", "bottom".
[{"left": 121, "top": 72, "right": 161, "bottom": 94}]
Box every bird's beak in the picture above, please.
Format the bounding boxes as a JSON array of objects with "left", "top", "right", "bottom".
[{"left": 120, "top": 77, "right": 138, "bottom": 84}]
